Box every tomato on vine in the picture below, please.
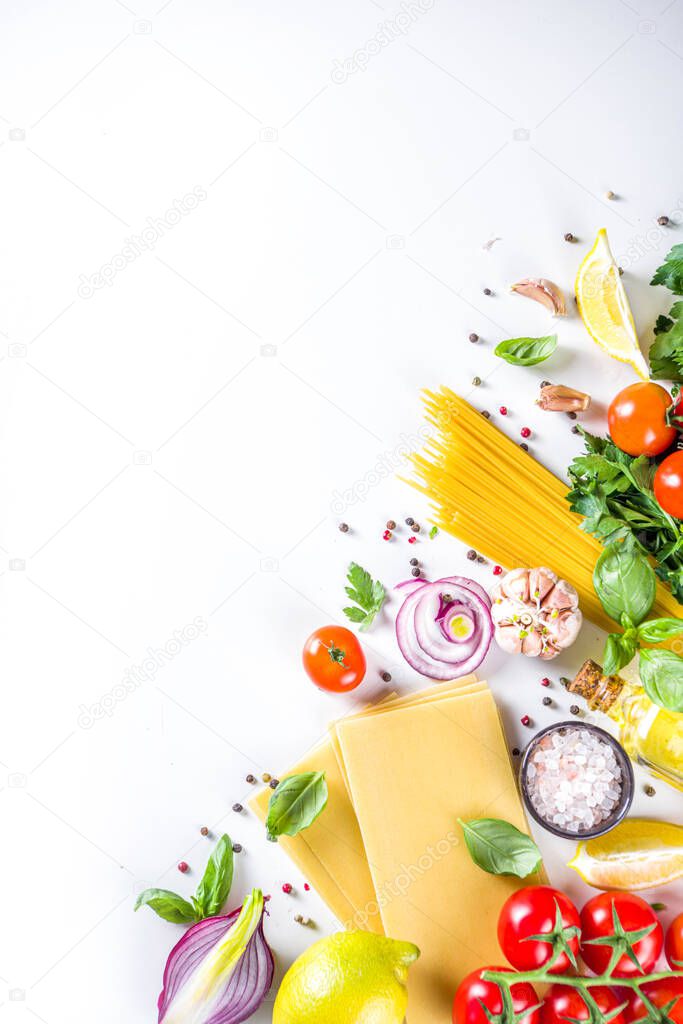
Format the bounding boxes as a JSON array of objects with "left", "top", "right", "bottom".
[
  {"left": 666, "top": 913, "right": 683, "bottom": 970},
  {"left": 452, "top": 967, "right": 540, "bottom": 1024},
  {"left": 579, "top": 893, "right": 663, "bottom": 977},
  {"left": 540, "top": 984, "right": 626, "bottom": 1024},
  {"left": 608, "top": 382, "right": 680, "bottom": 457},
  {"left": 302, "top": 625, "right": 366, "bottom": 692},
  {"left": 497, "top": 886, "right": 581, "bottom": 973},
  {"left": 625, "top": 979, "right": 683, "bottom": 1024}
]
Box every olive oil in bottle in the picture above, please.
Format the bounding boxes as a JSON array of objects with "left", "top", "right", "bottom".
[{"left": 569, "top": 660, "right": 683, "bottom": 792}]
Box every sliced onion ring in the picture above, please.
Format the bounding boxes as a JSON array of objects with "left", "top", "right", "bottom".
[{"left": 395, "top": 575, "right": 493, "bottom": 680}]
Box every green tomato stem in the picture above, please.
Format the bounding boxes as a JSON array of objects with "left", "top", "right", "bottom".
[{"left": 482, "top": 968, "right": 683, "bottom": 988}]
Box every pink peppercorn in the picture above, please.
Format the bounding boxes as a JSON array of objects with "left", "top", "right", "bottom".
[
  {"left": 521, "top": 427, "right": 531, "bottom": 438},
  {"left": 304, "top": 883, "right": 310, "bottom": 891},
  {"left": 521, "top": 714, "right": 531, "bottom": 726},
  {"left": 178, "top": 861, "right": 189, "bottom": 873},
  {"left": 541, "top": 677, "right": 551, "bottom": 687},
  {"left": 493, "top": 565, "right": 503, "bottom": 575},
  {"left": 383, "top": 530, "right": 392, "bottom": 540},
  {"left": 499, "top": 406, "right": 508, "bottom": 415},
  {"left": 282, "top": 883, "right": 293, "bottom": 894},
  {"left": 408, "top": 536, "right": 417, "bottom": 544}
]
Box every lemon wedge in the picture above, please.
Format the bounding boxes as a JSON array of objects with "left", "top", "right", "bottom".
[
  {"left": 575, "top": 228, "right": 649, "bottom": 379},
  {"left": 568, "top": 818, "right": 683, "bottom": 890}
]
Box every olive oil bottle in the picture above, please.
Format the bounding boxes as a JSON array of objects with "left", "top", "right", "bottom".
[{"left": 569, "top": 660, "right": 683, "bottom": 791}]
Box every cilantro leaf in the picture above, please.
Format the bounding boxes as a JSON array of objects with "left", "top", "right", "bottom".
[
  {"left": 651, "top": 243, "right": 683, "bottom": 295},
  {"left": 343, "top": 562, "right": 385, "bottom": 631}
]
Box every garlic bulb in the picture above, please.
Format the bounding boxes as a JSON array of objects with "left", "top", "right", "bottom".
[{"left": 491, "top": 567, "right": 582, "bottom": 659}]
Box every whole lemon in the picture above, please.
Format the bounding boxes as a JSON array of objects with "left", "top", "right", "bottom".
[{"left": 273, "top": 930, "right": 419, "bottom": 1024}]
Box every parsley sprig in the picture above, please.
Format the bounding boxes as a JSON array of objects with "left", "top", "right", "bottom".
[
  {"left": 343, "top": 562, "right": 386, "bottom": 631},
  {"left": 649, "top": 244, "right": 683, "bottom": 381}
]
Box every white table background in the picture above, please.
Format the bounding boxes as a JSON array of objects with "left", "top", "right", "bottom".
[{"left": 2, "top": 1, "right": 683, "bottom": 1021}]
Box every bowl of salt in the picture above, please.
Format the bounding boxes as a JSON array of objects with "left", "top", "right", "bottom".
[{"left": 519, "top": 721, "right": 634, "bottom": 839}]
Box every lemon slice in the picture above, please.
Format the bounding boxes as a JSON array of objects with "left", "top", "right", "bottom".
[
  {"left": 568, "top": 818, "right": 683, "bottom": 890},
  {"left": 575, "top": 228, "right": 648, "bottom": 379}
]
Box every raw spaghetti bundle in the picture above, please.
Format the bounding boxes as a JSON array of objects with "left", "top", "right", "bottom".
[{"left": 407, "top": 388, "right": 681, "bottom": 634}]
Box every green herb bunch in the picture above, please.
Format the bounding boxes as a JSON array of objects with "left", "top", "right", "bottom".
[
  {"left": 649, "top": 243, "right": 683, "bottom": 381},
  {"left": 567, "top": 429, "right": 683, "bottom": 602},
  {"left": 592, "top": 537, "right": 683, "bottom": 712}
]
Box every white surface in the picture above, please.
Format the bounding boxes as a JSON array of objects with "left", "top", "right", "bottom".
[{"left": 2, "top": 1, "right": 683, "bottom": 1021}]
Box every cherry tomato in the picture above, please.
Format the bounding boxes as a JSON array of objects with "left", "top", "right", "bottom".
[
  {"left": 608, "top": 382, "right": 677, "bottom": 456},
  {"left": 579, "top": 892, "right": 663, "bottom": 977},
  {"left": 497, "top": 885, "right": 580, "bottom": 973},
  {"left": 624, "top": 979, "right": 683, "bottom": 1024},
  {"left": 666, "top": 912, "right": 683, "bottom": 969},
  {"left": 453, "top": 967, "right": 540, "bottom": 1024},
  {"left": 302, "top": 626, "right": 366, "bottom": 692},
  {"left": 540, "top": 984, "right": 626, "bottom": 1024},
  {"left": 655, "top": 451, "right": 683, "bottom": 519}
]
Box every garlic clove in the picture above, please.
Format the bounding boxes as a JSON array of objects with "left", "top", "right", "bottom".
[
  {"left": 511, "top": 278, "right": 567, "bottom": 316},
  {"left": 537, "top": 384, "right": 591, "bottom": 412}
]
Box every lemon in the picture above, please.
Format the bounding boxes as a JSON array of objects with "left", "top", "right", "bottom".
[
  {"left": 273, "top": 930, "right": 420, "bottom": 1024},
  {"left": 568, "top": 818, "right": 683, "bottom": 890},
  {"left": 575, "top": 228, "right": 648, "bottom": 379}
]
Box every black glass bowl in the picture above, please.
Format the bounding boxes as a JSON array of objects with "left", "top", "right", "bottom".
[{"left": 519, "top": 721, "right": 634, "bottom": 840}]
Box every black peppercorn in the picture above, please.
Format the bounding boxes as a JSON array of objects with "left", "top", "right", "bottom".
[
  {"left": 411, "top": 522, "right": 420, "bottom": 533},
  {"left": 386, "top": 519, "right": 396, "bottom": 530},
  {"left": 381, "top": 671, "right": 391, "bottom": 682},
  {"left": 572, "top": 425, "right": 580, "bottom": 434},
  {"left": 511, "top": 747, "right": 520, "bottom": 756},
  {"left": 569, "top": 704, "right": 580, "bottom": 716},
  {"left": 246, "top": 774, "right": 256, "bottom": 784},
  {"left": 269, "top": 779, "right": 279, "bottom": 789},
  {"left": 483, "top": 287, "right": 492, "bottom": 296},
  {"left": 232, "top": 842, "right": 243, "bottom": 853},
  {"left": 567, "top": 411, "right": 577, "bottom": 420},
  {"left": 405, "top": 517, "right": 414, "bottom": 526},
  {"left": 466, "top": 549, "right": 477, "bottom": 561},
  {"left": 520, "top": 442, "right": 529, "bottom": 452},
  {"left": 232, "top": 802, "right": 243, "bottom": 812},
  {"left": 476, "top": 555, "right": 485, "bottom": 563},
  {"left": 469, "top": 332, "right": 479, "bottom": 343},
  {"left": 564, "top": 232, "right": 575, "bottom": 242},
  {"left": 200, "top": 826, "right": 209, "bottom": 836},
  {"left": 411, "top": 567, "right": 420, "bottom": 577},
  {"left": 540, "top": 381, "right": 551, "bottom": 388},
  {"left": 409, "top": 557, "right": 418, "bottom": 566},
  {"left": 542, "top": 696, "right": 552, "bottom": 706},
  {"left": 338, "top": 522, "right": 349, "bottom": 533},
  {"left": 481, "top": 410, "right": 490, "bottom": 419},
  {"left": 658, "top": 215, "right": 670, "bottom": 226}
]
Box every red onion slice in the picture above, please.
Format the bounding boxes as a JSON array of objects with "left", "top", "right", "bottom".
[{"left": 395, "top": 575, "right": 493, "bottom": 680}]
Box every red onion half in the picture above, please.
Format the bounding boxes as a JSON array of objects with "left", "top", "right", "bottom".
[
  {"left": 395, "top": 576, "right": 493, "bottom": 679},
  {"left": 158, "top": 889, "right": 273, "bottom": 1024}
]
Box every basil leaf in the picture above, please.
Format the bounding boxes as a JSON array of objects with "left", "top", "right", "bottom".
[
  {"left": 266, "top": 771, "right": 328, "bottom": 839},
  {"left": 593, "top": 539, "right": 656, "bottom": 626},
  {"left": 134, "top": 888, "right": 198, "bottom": 923},
  {"left": 457, "top": 817, "right": 542, "bottom": 878},
  {"left": 494, "top": 335, "right": 557, "bottom": 366},
  {"left": 639, "top": 650, "right": 683, "bottom": 712},
  {"left": 194, "top": 834, "right": 234, "bottom": 918},
  {"left": 637, "top": 617, "right": 683, "bottom": 643},
  {"left": 603, "top": 632, "right": 638, "bottom": 676}
]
